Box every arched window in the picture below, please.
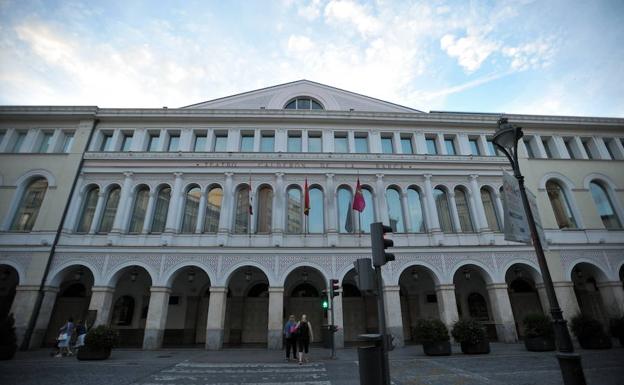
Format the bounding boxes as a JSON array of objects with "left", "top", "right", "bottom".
[
  {"left": 150, "top": 186, "right": 170, "bottom": 233},
  {"left": 112, "top": 295, "right": 135, "bottom": 326},
  {"left": 385, "top": 188, "right": 405, "bottom": 232},
  {"left": 128, "top": 186, "right": 149, "bottom": 233},
  {"left": 234, "top": 185, "right": 250, "bottom": 234},
  {"left": 589, "top": 181, "right": 622, "bottom": 229},
  {"left": 433, "top": 187, "right": 453, "bottom": 232},
  {"left": 284, "top": 97, "right": 324, "bottom": 110},
  {"left": 286, "top": 187, "right": 302, "bottom": 233},
  {"left": 454, "top": 187, "right": 474, "bottom": 232},
  {"left": 407, "top": 187, "right": 425, "bottom": 232},
  {"left": 360, "top": 187, "right": 375, "bottom": 233},
  {"left": 337, "top": 187, "right": 354, "bottom": 233},
  {"left": 546, "top": 180, "right": 577, "bottom": 229},
  {"left": 98, "top": 186, "right": 120, "bottom": 233},
  {"left": 204, "top": 186, "right": 222, "bottom": 233},
  {"left": 76, "top": 186, "right": 99, "bottom": 233},
  {"left": 480, "top": 188, "right": 501, "bottom": 231},
  {"left": 256, "top": 186, "right": 273, "bottom": 233},
  {"left": 308, "top": 187, "right": 324, "bottom": 233},
  {"left": 10, "top": 178, "right": 48, "bottom": 231},
  {"left": 181, "top": 185, "right": 201, "bottom": 233},
  {"left": 467, "top": 292, "right": 489, "bottom": 320}
]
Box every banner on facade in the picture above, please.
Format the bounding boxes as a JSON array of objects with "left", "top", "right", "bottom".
[{"left": 502, "top": 172, "right": 547, "bottom": 249}]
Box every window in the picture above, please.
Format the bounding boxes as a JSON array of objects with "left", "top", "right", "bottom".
[
  {"left": 194, "top": 134, "right": 207, "bottom": 151},
  {"left": 286, "top": 187, "right": 302, "bottom": 233},
  {"left": 168, "top": 134, "right": 180, "bottom": 152},
  {"left": 401, "top": 136, "right": 414, "bottom": 154},
  {"left": 385, "top": 188, "right": 405, "bottom": 232},
  {"left": 240, "top": 133, "right": 254, "bottom": 152},
  {"left": 407, "top": 188, "right": 425, "bottom": 232},
  {"left": 564, "top": 139, "right": 576, "bottom": 159},
  {"left": 121, "top": 134, "right": 133, "bottom": 152},
  {"left": 486, "top": 139, "right": 497, "bottom": 156},
  {"left": 337, "top": 187, "right": 354, "bottom": 233},
  {"left": 10, "top": 178, "right": 48, "bottom": 231},
  {"left": 355, "top": 135, "right": 369, "bottom": 153},
  {"left": 425, "top": 138, "right": 437, "bottom": 155},
  {"left": 469, "top": 139, "right": 480, "bottom": 156},
  {"left": 62, "top": 132, "right": 74, "bottom": 153},
  {"left": 204, "top": 187, "right": 222, "bottom": 233},
  {"left": 98, "top": 186, "right": 120, "bottom": 233},
  {"left": 100, "top": 133, "right": 113, "bottom": 151},
  {"left": 214, "top": 133, "right": 228, "bottom": 151},
  {"left": 287, "top": 133, "right": 302, "bottom": 152},
  {"left": 360, "top": 188, "right": 375, "bottom": 234},
  {"left": 546, "top": 180, "right": 577, "bottom": 229},
  {"left": 433, "top": 188, "right": 453, "bottom": 232},
  {"left": 381, "top": 136, "right": 393, "bottom": 154},
  {"left": 11, "top": 132, "right": 26, "bottom": 152},
  {"left": 148, "top": 134, "right": 160, "bottom": 152},
  {"left": 542, "top": 138, "right": 553, "bottom": 158},
  {"left": 284, "top": 97, "right": 324, "bottom": 110},
  {"left": 308, "top": 187, "right": 324, "bottom": 233},
  {"left": 603, "top": 138, "right": 616, "bottom": 160},
  {"left": 481, "top": 188, "right": 501, "bottom": 231},
  {"left": 181, "top": 186, "right": 201, "bottom": 233},
  {"left": 76, "top": 186, "right": 99, "bottom": 233},
  {"left": 523, "top": 138, "right": 535, "bottom": 158},
  {"left": 234, "top": 185, "right": 250, "bottom": 233},
  {"left": 260, "top": 133, "right": 274, "bottom": 152},
  {"left": 581, "top": 139, "right": 594, "bottom": 159},
  {"left": 256, "top": 186, "right": 273, "bottom": 233},
  {"left": 334, "top": 134, "right": 348, "bottom": 153},
  {"left": 444, "top": 138, "right": 456, "bottom": 155},
  {"left": 589, "top": 182, "right": 622, "bottom": 229},
  {"left": 467, "top": 293, "right": 489, "bottom": 320},
  {"left": 128, "top": 186, "right": 150, "bottom": 233},
  {"left": 38, "top": 132, "right": 53, "bottom": 153},
  {"left": 112, "top": 296, "right": 135, "bottom": 326},
  {"left": 308, "top": 134, "right": 322, "bottom": 152},
  {"left": 151, "top": 186, "right": 170, "bottom": 233},
  {"left": 454, "top": 187, "right": 474, "bottom": 232}
]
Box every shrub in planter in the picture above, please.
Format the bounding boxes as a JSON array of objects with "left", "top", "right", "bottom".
[
  {"left": 570, "top": 314, "right": 612, "bottom": 350},
  {"left": 77, "top": 325, "right": 119, "bottom": 361},
  {"left": 413, "top": 319, "right": 451, "bottom": 356},
  {"left": 0, "top": 313, "right": 17, "bottom": 360},
  {"left": 522, "top": 313, "right": 555, "bottom": 352},
  {"left": 451, "top": 319, "right": 490, "bottom": 354},
  {"left": 609, "top": 317, "right": 624, "bottom": 347}
]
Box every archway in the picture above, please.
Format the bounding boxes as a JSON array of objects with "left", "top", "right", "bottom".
[
  {"left": 284, "top": 267, "right": 326, "bottom": 343},
  {"left": 110, "top": 266, "right": 153, "bottom": 347},
  {"left": 0, "top": 265, "right": 19, "bottom": 319},
  {"left": 571, "top": 262, "right": 609, "bottom": 327},
  {"left": 505, "top": 263, "right": 544, "bottom": 338},
  {"left": 44, "top": 266, "right": 94, "bottom": 346},
  {"left": 224, "top": 266, "right": 269, "bottom": 347},
  {"left": 163, "top": 267, "right": 211, "bottom": 347},
  {"left": 341, "top": 269, "right": 378, "bottom": 345},
  {"left": 398, "top": 266, "right": 439, "bottom": 343},
  {"left": 453, "top": 265, "right": 497, "bottom": 341}
]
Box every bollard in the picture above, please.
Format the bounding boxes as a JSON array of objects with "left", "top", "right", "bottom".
[{"left": 357, "top": 345, "right": 383, "bottom": 385}]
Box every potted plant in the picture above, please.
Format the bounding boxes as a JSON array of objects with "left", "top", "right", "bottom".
[
  {"left": 522, "top": 313, "right": 555, "bottom": 351},
  {"left": 77, "top": 325, "right": 118, "bottom": 360},
  {"left": 0, "top": 313, "right": 17, "bottom": 360},
  {"left": 570, "top": 314, "right": 612, "bottom": 350},
  {"left": 413, "top": 319, "right": 451, "bottom": 356},
  {"left": 451, "top": 319, "right": 490, "bottom": 354},
  {"left": 609, "top": 316, "right": 624, "bottom": 347}
]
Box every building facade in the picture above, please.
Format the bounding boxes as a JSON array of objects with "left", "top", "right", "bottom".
[{"left": 1, "top": 80, "right": 623, "bottom": 350}]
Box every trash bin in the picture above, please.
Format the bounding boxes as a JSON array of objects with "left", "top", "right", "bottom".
[{"left": 357, "top": 334, "right": 383, "bottom": 385}]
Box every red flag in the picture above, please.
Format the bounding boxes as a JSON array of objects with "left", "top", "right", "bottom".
[
  {"left": 248, "top": 176, "right": 253, "bottom": 215},
  {"left": 352, "top": 178, "right": 365, "bottom": 212},
  {"left": 304, "top": 178, "right": 310, "bottom": 216}
]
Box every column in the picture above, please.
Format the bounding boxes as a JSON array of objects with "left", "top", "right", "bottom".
[
  {"left": 447, "top": 191, "right": 461, "bottom": 232},
  {"left": 157, "top": 128, "right": 167, "bottom": 151},
  {"left": 206, "top": 287, "right": 228, "bottom": 350},
  {"left": 414, "top": 132, "right": 427, "bottom": 154},
  {"left": 435, "top": 134, "right": 445, "bottom": 155},
  {"left": 392, "top": 132, "right": 402, "bottom": 154},
  {"left": 30, "top": 287, "right": 59, "bottom": 349},
  {"left": 332, "top": 294, "right": 344, "bottom": 348},
  {"left": 553, "top": 281, "right": 581, "bottom": 321},
  {"left": 111, "top": 172, "right": 134, "bottom": 233},
  {"left": 469, "top": 175, "right": 489, "bottom": 231},
  {"left": 493, "top": 190, "right": 505, "bottom": 229},
  {"left": 478, "top": 135, "right": 489, "bottom": 156},
  {"left": 88, "top": 286, "right": 115, "bottom": 326},
  {"left": 553, "top": 136, "right": 571, "bottom": 159},
  {"left": 142, "top": 286, "right": 171, "bottom": 350},
  {"left": 573, "top": 136, "right": 589, "bottom": 159},
  {"left": 533, "top": 135, "right": 548, "bottom": 158},
  {"left": 347, "top": 131, "right": 355, "bottom": 153},
  {"left": 273, "top": 173, "right": 285, "bottom": 234},
  {"left": 89, "top": 192, "right": 107, "bottom": 234},
  {"left": 376, "top": 174, "right": 390, "bottom": 225},
  {"left": 423, "top": 174, "right": 441, "bottom": 232},
  {"left": 486, "top": 283, "right": 518, "bottom": 342},
  {"left": 275, "top": 128, "right": 287, "bottom": 152},
  {"left": 457, "top": 133, "right": 471, "bottom": 155},
  {"left": 267, "top": 287, "right": 284, "bottom": 350},
  {"left": 592, "top": 137, "right": 612, "bottom": 159},
  {"left": 323, "top": 130, "right": 334, "bottom": 153},
  {"left": 435, "top": 284, "right": 459, "bottom": 333},
  {"left": 597, "top": 281, "right": 624, "bottom": 318},
  {"left": 180, "top": 128, "right": 193, "bottom": 151},
  {"left": 535, "top": 283, "right": 550, "bottom": 314},
  {"left": 9, "top": 285, "right": 40, "bottom": 347},
  {"left": 131, "top": 128, "right": 147, "bottom": 151},
  {"left": 165, "top": 172, "right": 184, "bottom": 233},
  {"left": 218, "top": 173, "right": 234, "bottom": 234},
  {"left": 142, "top": 191, "right": 157, "bottom": 233},
  {"left": 63, "top": 175, "right": 85, "bottom": 232},
  {"left": 0, "top": 128, "right": 14, "bottom": 152},
  {"left": 383, "top": 285, "right": 405, "bottom": 347},
  {"left": 325, "top": 173, "right": 337, "bottom": 232},
  {"left": 369, "top": 131, "right": 382, "bottom": 153},
  {"left": 400, "top": 191, "right": 412, "bottom": 232},
  {"left": 195, "top": 189, "right": 208, "bottom": 233}
]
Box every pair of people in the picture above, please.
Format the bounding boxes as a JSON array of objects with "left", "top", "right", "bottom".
[
  {"left": 283, "top": 314, "right": 314, "bottom": 365},
  {"left": 54, "top": 318, "right": 87, "bottom": 357}
]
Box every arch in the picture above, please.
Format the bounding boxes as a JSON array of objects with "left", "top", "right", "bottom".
[
  {"left": 283, "top": 96, "right": 325, "bottom": 110},
  {"left": 501, "top": 260, "right": 543, "bottom": 284},
  {"left": 0, "top": 261, "right": 25, "bottom": 284},
  {"left": 104, "top": 262, "right": 157, "bottom": 287},
  {"left": 538, "top": 172, "right": 576, "bottom": 191},
  {"left": 79, "top": 182, "right": 102, "bottom": 196},
  {"left": 221, "top": 262, "right": 274, "bottom": 287},
  {"left": 450, "top": 261, "right": 495, "bottom": 285},
  {"left": 280, "top": 263, "right": 329, "bottom": 287},
  {"left": 14, "top": 169, "right": 57, "bottom": 188},
  {"left": 101, "top": 182, "right": 122, "bottom": 194},
  {"left": 269, "top": 87, "right": 339, "bottom": 111},
  {"left": 46, "top": 262, "right": 98, "bottom": 287},
  {"left": 587, "top": 179, "right": 623, "bottom": 229},
  {"left": 161, "top": 262, "right": 216, "bottom": 287},
  {"left": 131, "top": 183, "right": 151, "bottom": 195},
  {"left": 392, "top": 262, "right": 442, "bottom": 286},
  {"left": 568, "top": 260, "right": 610, "bottom": 283},
  {"left": 582, "top": 173, "right": 619, "bottom": 191}
]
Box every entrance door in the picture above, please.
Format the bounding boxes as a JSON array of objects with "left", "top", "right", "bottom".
[
  {"left": 242, "top": 298, "right": 268, "bottom": 344},
  {"left": 509, "top": 292, "right": 542, "bottom": 338},
  {"left": 288, "top": 298, "right": 323, "bottom": 342},
  {"left": 45, "top": 297, "right": 89, "bottom": 345}
]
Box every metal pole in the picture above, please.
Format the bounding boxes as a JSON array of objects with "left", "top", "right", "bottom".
[
  {"left": 375, "top": 265, "right": 391, "bottom": 385},
  {"left": 330, "top": 293, "right": 336, "bottom": 359}
]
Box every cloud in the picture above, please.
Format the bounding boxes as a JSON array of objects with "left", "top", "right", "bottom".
[
  {"left": 297, "top": 0, "right": 323, "bottom": 21},
  {"left": 502, "top": 38, "right": 555, "bottom": 70},
  {"left": 440, "top": 33, "right": 499, "bottom": 72},
  {"left": 324, "top": 0, "right": 381, "bottom": 37}
]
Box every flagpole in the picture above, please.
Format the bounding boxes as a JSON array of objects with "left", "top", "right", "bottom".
[{"left": 358, "top": 211, "right": 361, "bottom": 238}]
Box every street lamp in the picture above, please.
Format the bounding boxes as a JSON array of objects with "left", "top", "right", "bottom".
[{"left": 493, "top": 117, "right": 586, "bottom": 385}]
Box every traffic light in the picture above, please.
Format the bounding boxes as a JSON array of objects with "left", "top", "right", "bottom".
[
  {"left": 330, "top": 279, "right": 340, "bottom": 297},
  {"left": 322, "top": 297, "right": 329, "bottom": 309},
  {"left": 371, "top": 222, "right": 395, "bottom": 267}
]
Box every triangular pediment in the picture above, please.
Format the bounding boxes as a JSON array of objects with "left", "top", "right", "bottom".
[{"left": 183, "top": 80, "right": 421, "bottom": 113}]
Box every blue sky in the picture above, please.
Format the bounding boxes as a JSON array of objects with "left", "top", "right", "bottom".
[{"left": 0, "top": 0, "right": 623, "bottom": 117}]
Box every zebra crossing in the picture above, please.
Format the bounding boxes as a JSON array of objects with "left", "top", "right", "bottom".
[{"left": 135, "top": 361, "right": 332, "bottom": 385}]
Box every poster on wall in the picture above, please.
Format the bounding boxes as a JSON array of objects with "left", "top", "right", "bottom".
[{"left": 502, "top": 172, "right": 547, "bottom": 249}]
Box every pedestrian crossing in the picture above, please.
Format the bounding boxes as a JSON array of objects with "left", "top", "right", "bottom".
[{"left": 135, "top": 361, "right": 332, "bottom": 385}]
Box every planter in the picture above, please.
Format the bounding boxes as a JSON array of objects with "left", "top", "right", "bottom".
[
  {"left": 76, "top": 346, "right": 112, "bottom": 360},
  {"left": 422, "top": 341, "right": 451, "bottom": 356},
  {"left": 460, "top": 340, "right": 490, "bottom": 354},
  {"left": 0, "top": 345, "right": 16, "bottom": 360},
  {"left": 578, "top": 335, "right": 612, "bottom": 350},
  {"left": 524, "top": 336, "right": 556, "bottom": 352}
]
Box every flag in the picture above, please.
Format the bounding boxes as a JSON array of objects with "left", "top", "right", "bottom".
[
  {"left": 352, "top": 178, "right": 365, "bottom": 212},
  {"left": 304, "top": 178, "right": 310, "bottom": 216},
  {"left": 248, "top": 176, "right": 253, "bottom": 215},
  {"left": 345, "top": 198, "right": 354, "bottom": 233}
]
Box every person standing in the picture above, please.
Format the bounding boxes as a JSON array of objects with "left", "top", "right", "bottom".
[
  {"left": 56, "top": 317, "right": 75, "bottom": 357},
  {"left": 283, "top": 315, "right": 298, "bottom": 361},
  {"left": 74, "top": 320, "right": 87, "bottom": 351},
  {"left": 297, "top": 314, "right": 314, "bottom": 365}
]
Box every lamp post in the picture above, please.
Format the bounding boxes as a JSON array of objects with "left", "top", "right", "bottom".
[{"left": 493, "top": 117, "right": 586, "bottom": 385}]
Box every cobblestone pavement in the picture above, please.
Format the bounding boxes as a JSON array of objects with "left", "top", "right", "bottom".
[{"left": 0, "top": 343, "right": 622, "bottom": 385}]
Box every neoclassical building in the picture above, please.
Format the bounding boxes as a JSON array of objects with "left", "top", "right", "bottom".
[{"left": 1, "top": 80, "right": 623, "bottom": 350}]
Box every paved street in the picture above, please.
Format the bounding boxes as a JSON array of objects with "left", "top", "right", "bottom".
[{"left": 1, "top": 343, "right": 622, "bottom": 385}]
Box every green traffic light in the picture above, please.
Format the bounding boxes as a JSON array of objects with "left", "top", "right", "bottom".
[{"left": 322, "top": 300, "right": 328, "bottom": 309}]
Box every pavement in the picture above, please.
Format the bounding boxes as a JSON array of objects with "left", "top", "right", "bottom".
[{"left": 0, "top": 343, "right": 622, "bottom": 385}]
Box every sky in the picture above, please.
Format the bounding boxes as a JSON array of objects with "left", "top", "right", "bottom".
[{"left": 0, "top": 0, "right": 623, "bottom": 117}]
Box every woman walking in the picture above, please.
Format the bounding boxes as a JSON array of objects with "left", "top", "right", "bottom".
[
  {"left": 56, "top": 317, "right": 75, "bottom": 357},
  {"left": 283, "top": 315, "right": 298, "bottom": 361},
  {"left": 296, "top": 314, "right": 314, "bottom": 365}
]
